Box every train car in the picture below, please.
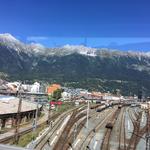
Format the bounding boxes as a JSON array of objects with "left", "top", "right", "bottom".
[
  {"left": 90, "top": 104, "right": 96, "bottom": 109},
  {"left": 96, "top": 104, "right": 106, "bottom": 112},
  {"left": 118, "top": 105, "right": 122, "bottom": 109},
  {"left": 105, "top": 122, "right": 113, "bottom": 129},
  {"left": 131, "top": 103, "right": 136, "bottom": 107},
  {"left": 90, "top": 104, "right": 100, "bottom": 109},
  {"left": 96, "top": 101, "right": 102, "bottom": 104},
  {"left": 90, "top": 104, "right": 105, "bottom": 109},
  {"left": 96, "top": 109, "right": 102, "bottom": 112}
]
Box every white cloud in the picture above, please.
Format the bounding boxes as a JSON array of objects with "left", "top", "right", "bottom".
[{"left": 27, "top": 36, "right": 48, "bottom": 42}]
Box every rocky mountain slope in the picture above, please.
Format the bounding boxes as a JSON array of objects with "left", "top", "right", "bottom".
[{"left": 0, "top": 33, "right": 150, "bottom": 95}]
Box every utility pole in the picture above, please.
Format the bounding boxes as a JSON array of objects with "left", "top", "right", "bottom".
[
  {"left": 48, "top": 102, "right": 51, "bottom": 125},
  {"left": 86, "top": 100, "right": 90, "bottom": 128},
  {"left": 73, "top": 123, "right": 77, "bottom": 142},
  {"left": 32, "top": 97, "right": 39, "bottom": 140},
  {"left": 146, "top": 100, "right": 150, "bottom": 150},
  {"left": 35, "top": 99, "right": 39, "bottom": 129},
  {"left": 14, "top": 83, "right": 22, "bottom": 144},
  {"left": 47, "top": 95, "right": 51, "bottom": 125}
]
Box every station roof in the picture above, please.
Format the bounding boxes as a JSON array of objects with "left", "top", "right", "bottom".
[{"left": 0, "top": 97, "right": 37, "bottom": 115}]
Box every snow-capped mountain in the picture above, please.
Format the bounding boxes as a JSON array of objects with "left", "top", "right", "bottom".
[
  {"left": 0, "top": 33, "right": 20, "bottom": 43},
  {"left": 0, "top": 33, "right": 150, "bottom": 96},
  {"left": 0, "top": 33, "right": 46, "bottom": 55},
  {"left": 0, "top": 33, "right": 150, "bottom": 58},
  {"left": 0, "top": 33, "right": 27, "bottom": 53},
  {"left": 61, "top": 44, "right": 97, "bottom": 56},
  {"left": 28, "top": 43, "right": 46, "bottom": 55}
]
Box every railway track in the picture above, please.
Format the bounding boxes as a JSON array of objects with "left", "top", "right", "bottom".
[
  {"left": 128, "top": 108, "right": 137, "bottom": 128},
  {"left": 118, "top": 107, "right": 126, "bottom": 150},
  {"left": 0, "top": 112, "right": 61, "bottom": 144},
  {"left": 107, "top": 107, "right": 126, "bottom": 150},
  {"left": 33, "top": 105, "right": 87, "bottom": 150},
  {"left": 53, "top": 108, "right": 87, "bottom": 150},
  {"left": 126, "top": 107, "right": 150, "bottom": 150},
  {"left": 0, "top": 105, "right": 86, "bottom": 145},
  {"left": 66, "top": 117, "right": 87, "bottom": 149},
  {"left": 127, "top": 108, "right": 150, "bottom": 150},
  {"left": 132, "top": 108, "right": 139, "bottom": 119},
  {"left": 66, "top": 107, "right": 102, "bottom": 150},
  {"left": 49, "top": 104, "right": 104, "bottom": 150},
  {"left": 33, "top": 112, "right": 73, "bottom": 150},
  {"left": 127, "top": 110, "right": 142, "bottom": 150},
  {"left": 101, "top": 107, "right": 121, "bottom": 150},
  {"left": 86, "top": 109, "right": 117, "bottom": 148},
  {"left": 74, "top": 107, "right": 118, "bottom": 150}
]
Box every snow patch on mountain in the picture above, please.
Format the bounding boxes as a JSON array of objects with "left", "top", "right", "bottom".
[
  {"left": 0, "top": 33, "right": 45, "bottom": 54},
  {"left": 0, "top": 33, "right": 20, "bottom": 43},
  {"left": 96, "top": 48, "right": 150, "bottom": 59},
  {"left": 62, "top": 44, "right": 97, "bottom": 56},
  {"left": 0, "top": 33, "right": 26, "bottom": 53},
  {"left": 29, "top": 43, "right": 46, "bottom": 54}
]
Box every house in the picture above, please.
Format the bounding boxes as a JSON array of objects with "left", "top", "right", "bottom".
[
  {"left": 61, "top": 91, "right": 71, "bottom": 100},
  {"left": 47, "top": 84, "right": 61, "bottom": 95},
  {"left": 30, "top": 82, "right": 40, "bottom": 93}
]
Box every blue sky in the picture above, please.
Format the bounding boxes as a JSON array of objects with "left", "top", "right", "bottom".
[{"left": 0, "top": 0, "right": 150, "bottom": 50}]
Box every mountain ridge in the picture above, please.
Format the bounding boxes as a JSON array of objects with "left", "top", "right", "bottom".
[
  {"left": 0, "top": 33, "right": 150, "bottom": 58},
  {"left": 0, "top": 33, "right": 150, "bottom": 96}
]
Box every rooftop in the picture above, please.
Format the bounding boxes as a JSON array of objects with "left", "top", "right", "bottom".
[{"left": 0, "top": 97, "right": 37, "bottom": 115}]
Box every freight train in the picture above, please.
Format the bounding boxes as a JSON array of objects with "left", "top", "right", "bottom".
[
  {"left": 105, "top": 105, "right": 122, "bottom": 129},
  {"left": 90, "top": 104, "right": 104, "bottom": 109},
  {"left": 96, "top": 103, "right": 112, "bottom": 112}
]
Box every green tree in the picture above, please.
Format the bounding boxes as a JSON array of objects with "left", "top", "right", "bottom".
[
  {"left": 48, "top": 95, "right": 53, "bottom": 102},
  {"left": 52, "top": 89, "right": 63, "bottom": 101}
]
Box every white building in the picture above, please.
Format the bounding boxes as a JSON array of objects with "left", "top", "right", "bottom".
[
  {"left": 140, "top": 102, "right": 150, "bottom": 109},
  {"left": 30, "top": 82, "right": 40, "bottom": 93},
  {"left": 61, "top": 91, "right": 71, "bottom": 100},
  {"left": 6, "top": 82, "right": 21, "bottom": 92},
  {"left": 103, "top": 95, "right": 120, "bottom": 101},
  {"left": 6, "top": 82, "right": 41, "bottom": 93}
]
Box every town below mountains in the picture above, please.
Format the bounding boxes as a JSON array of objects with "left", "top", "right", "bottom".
[{"left": 0, "top": 33, "right": 150, "bottom": 96}]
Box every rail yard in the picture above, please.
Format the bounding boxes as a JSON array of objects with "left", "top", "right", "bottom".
[
  {"left": 0, "top": 95, "right": 150, "bottom": 150},
  {"left": 25, "top": 102, "right": 150, "bottom": 150}
]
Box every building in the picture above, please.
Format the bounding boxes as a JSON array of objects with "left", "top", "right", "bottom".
[
  {"left": 140, "top": 102, "right": 150, "bottom": 109},
  {"left": 61, "top": 91, "right": 71, "bottom": 100},
  {"left": 22, "top": 82, "right": 40, "bottom": 93},
  {"left": 0, "top": 96, "right": 42, "bottom": 129},
  {"left": 30, "top": 82, "right": 40, "bottom": 93},
  {"left": 47, "top": 84, "right": 61, "bottom": 95},
  {"left": 6, "top": 82, "right": 21, "bottom": 92}
]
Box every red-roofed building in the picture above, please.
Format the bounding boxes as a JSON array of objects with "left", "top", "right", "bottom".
[{"left": 47, "top": 84, "right": 61, "bottom": 95}]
